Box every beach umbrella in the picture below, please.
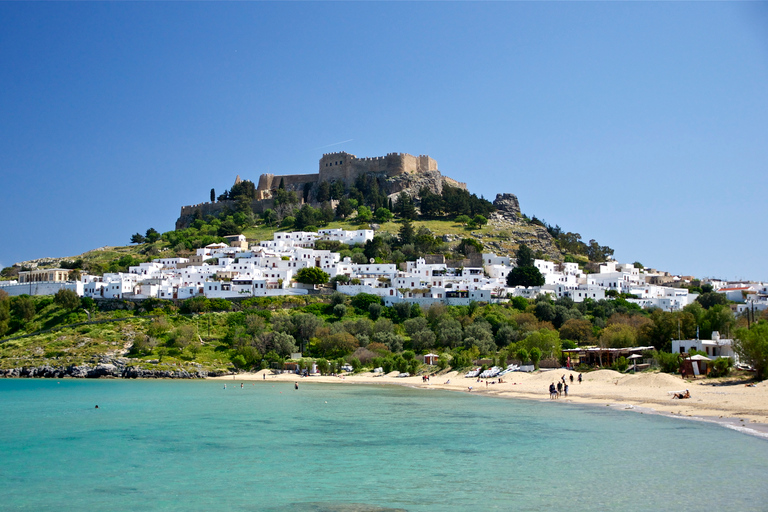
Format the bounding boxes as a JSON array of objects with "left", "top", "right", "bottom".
[
  {"left": 688, "top": 354, "right": 712, "bottom": 361},
  {"left": 627, "top": 354, "right": 643, "bottom": 372}
]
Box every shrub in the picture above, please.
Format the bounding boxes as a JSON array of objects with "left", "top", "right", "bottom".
[
  {"left": 333, "top": 304, "right": 347, "bottom": 318},
  {"left": 351, "top": 293, "right": 383, "bottom": 313},
  {"left": 54, "top": 289, "right": 80, "bottom": 311},
  {"left": 654, "top": 351, "right": 681, "bottom": 374},
  {"left": 616, "top": 356, "right": 629, "bottom": 373},
  {"left": 709, "top": 357, "right": 732, "bottom": 378},
  {"left": 529, "top": 347, "right": 542, "bottom": 370},
  {"left": 368, "top": 303, "right": 382, "bottom": 320}
]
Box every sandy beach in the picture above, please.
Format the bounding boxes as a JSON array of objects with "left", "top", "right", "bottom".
[{"left": 211, "top": 369, "right": 768, "bottom": 437}]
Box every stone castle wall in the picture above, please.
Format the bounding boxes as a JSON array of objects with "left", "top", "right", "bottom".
[
  {"left": 316, "top": 152, "right": 438, "bottom": 187},
  {"left": 176, "top": 152, "right": 464, "bottom": 229},
  {"left": 176, "top": 198, "right": 278, "bottom": 230},
  {"left": 255, "top": 152, "right": 440, "bottom": 197}
]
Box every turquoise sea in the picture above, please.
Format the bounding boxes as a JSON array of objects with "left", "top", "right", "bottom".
[{"left": 1, "top": 379, "right": 767, "bottom": 511}]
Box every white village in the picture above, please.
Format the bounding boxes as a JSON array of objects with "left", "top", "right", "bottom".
[{"left": 3, "top": 226, "right": 765, "bottom": 363}]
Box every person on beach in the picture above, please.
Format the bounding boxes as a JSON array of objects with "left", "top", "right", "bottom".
[
  {"left": 556, "top": 381, "right": 562, "bottom": 397},
  {"left": 468, "top": 386, "right": 473, "bottom": 392},
  {"left": 294, "top": 382, "right": 298, "bottom": 390},
  {"left": 564, "top": 383, "right": 569, "bottom": 397},
  {"left": 578, "top": 373, "right": 583, "bottom": 384},
  {"left": 549, "top": 383, "right": 557, "bottom": 399},
  {"left": 570, "top": 374, "right": 574, "bottom": 384}
]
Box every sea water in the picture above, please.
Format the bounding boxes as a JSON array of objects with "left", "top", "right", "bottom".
[{"left": 1, "top": 379, "right": 767, "bottom": 511}]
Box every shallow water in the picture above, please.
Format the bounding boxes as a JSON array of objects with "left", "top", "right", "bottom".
[{"left": 1, "top": 379, "right": 766, "bottom": 511}]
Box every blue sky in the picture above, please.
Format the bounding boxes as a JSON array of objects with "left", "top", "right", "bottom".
[{"left": 1, "top": 2, "right": 766, "bottom": 280}]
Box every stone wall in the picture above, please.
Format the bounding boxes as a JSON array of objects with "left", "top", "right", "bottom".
[
  {"left": 175, "top": 197, "right": 278, "bottom": 230},
  {"left": 256, "top": 173, "right": 319, "bottom": 198}
]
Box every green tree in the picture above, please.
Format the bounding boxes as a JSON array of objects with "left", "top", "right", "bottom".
[
  {"left": 210, "top": 188, "right": 216, "bottom": 202},
  {"left": 529, "top": 347, "right": 542, "bottom": 370},
  {"left": 515, "top": 243, "right": 535, "bottom": 268},
  {"left": 316, "top": 181, "right": 331, "bottom": 202},
  {"left": 396, "top": 192, "right": 417, "bottom": 220},
  {"left": 472, "top": 214, "right": 488, "bottom": 227},
  {"left": 350, "top": 293, "right": 382, "bottom": 313},
  {"left": 507, "top": 266, "right": 545, "bottom": 288},
  {"left": 455, "top": 214, "right": 471, "bottom": 226},
  {"left": 0, "top": 290, "right": 10, "bottom": 336},
  {"left": 145, "top": 228, "right": 161, "bottom": 243},
  {"left": 13, "top": 295, "right": 36, "bottom": 323},
  {"left": 458, "top": 238, "right": 483, "bottom": 256},
  {"left": 697, "top": 292, "right": 728, "bottom": 309},
  {"left": 54, "top": 289, "right": 80, "bottom": 311},
  {"left": 418, "top": 187, "right": 444, "bottom": 217},
  {"left": 511, "top": 296, "right": 529, "bottom": 311},
  {"left": 295, "top": 267, "right": 329, "bottom": 285},
  {"left": 586, "top": 239, "right": 614, "bottom": 262},
  {"left": 520, "top": 328, "right": 561, "bottom": 359},
  {"left": 336, "top": 198, "right": 353, "bottom": 219},
  {"left": 734, "top": 321, "right": 768, "bottom": 380},
  {"left": 599, "top": 323, "right": 637, "bottom": 348},
  {"left": 560, "top": 318, "right": 593, "bottom": 345},
  {"left": 374, "top": 207, "right": 393, "bottom": 223},
  {"left": 130, "top": 233, "right": 146, "bottom": 244},
  {"left": 398, "top": 219, "right": 415, "bottom": 246},
  {"left": 356, "top": 206, "right": 373, "bottom": 223},
  {"left": 330, "top": 181, "right": 345, "bottom": 200}
]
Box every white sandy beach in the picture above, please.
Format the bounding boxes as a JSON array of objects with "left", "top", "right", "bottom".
[{"left": 211, "top": 369, "right": 768, "bottom": 433}]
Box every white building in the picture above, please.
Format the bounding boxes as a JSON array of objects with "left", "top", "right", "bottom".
[{"left": 671, "top": 332, "right": 738, "bottom": 362}]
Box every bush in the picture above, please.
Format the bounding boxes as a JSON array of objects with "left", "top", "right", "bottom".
[
  {"left": 510, "top": 296, "right": 529, "bottom": 311},
  {"left": 351, "top": 293, "right": 383, "bottom": 313},
  {"left": 54, "top": 289, "right": 80, "bottom": 311},
  {"left": 654, "top": 351, "right": 681, "bottom": 374},
  {"left": 616, "top": 356, "right": 629, "bottom": 372},
  {"left": 209, "top": 298, "right": 233, "bottom": 312},
  {"left": 368, "top": 303, "right": 382, "bottom": 320},
  {"left": 450, "top": 351, "right": 472, "bottom": 369},
  {"left": 333, "top": 304, "right": 347, "bottom": 318},
  {"left": 709, "top": 357, "right": 732, "bottom": 378},
  {"left": 529, "top": 347, "right": 542, "bottom": 370}
]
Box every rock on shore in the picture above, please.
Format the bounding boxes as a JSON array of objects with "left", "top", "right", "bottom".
[{"left": 0, "top": 360, "right": 216, "bottom": 379}]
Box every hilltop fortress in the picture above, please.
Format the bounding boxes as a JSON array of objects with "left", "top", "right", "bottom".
[
  {"left": 255, "top": 152, "right": 442, "bottom": 199},
  {"left": 176, "top": 152, "right": 466, "bottom": 229}
]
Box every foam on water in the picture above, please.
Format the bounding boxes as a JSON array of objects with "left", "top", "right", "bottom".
[{"left": 1, "top": 379, "right": 767, "bottom": 511}]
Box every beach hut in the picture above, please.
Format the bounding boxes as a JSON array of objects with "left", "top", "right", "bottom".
[
  {"left": 689, "top": 354, "right": 712, "bottom": 377},
  {"left": 424, "top": 353, "right": 439, "bottom": 365}
]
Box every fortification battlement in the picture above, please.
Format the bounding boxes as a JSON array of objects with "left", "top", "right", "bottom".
[{"left": 257, "top": 151, "right": 439, "bottom": 194}]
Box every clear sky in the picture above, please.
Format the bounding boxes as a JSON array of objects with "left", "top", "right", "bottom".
[{"left": 1, "top": 2, "right": 766, "bottom": 280}]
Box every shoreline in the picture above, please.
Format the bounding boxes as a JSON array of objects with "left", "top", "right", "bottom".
[{"left": 210, "top": 369, "right": 768, "bottom": 439}]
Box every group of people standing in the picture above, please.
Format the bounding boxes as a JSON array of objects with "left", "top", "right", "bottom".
[{"left": 549, "top": 373, "right": 582, "bottom": 399}]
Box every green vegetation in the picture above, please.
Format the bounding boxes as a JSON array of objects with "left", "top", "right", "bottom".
[
  {"left": 2, "top": 287, "right": 754, "bottom": 381},
  {"left": 735, "top": 321, "right": 768, "bottom": 380}
]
